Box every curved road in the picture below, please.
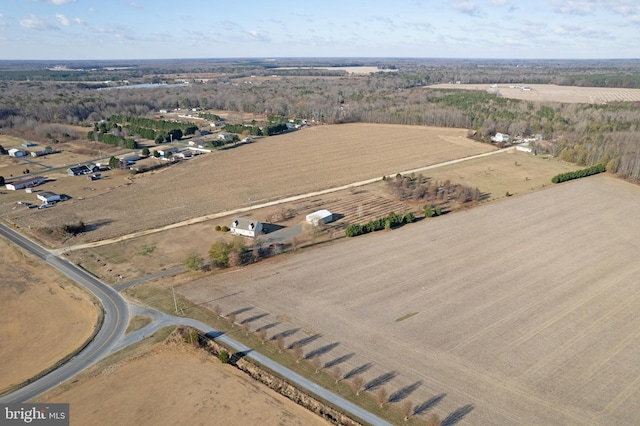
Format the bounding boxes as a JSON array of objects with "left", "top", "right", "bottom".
[
  {"left": 0, "top": 223, "right": 391, "bottom": 426},
  {"left": 0, "top": 223, "right": 129, "bottom": 403}
]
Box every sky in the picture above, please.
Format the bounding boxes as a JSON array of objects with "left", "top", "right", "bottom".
[{"left": 0, "top": 0, "right": 639, "bottom": 60}]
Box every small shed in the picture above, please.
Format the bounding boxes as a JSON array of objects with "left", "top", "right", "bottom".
[
  {"left": 230, "top": 218, "right": 263, "bottom": 238},
  {"left": 306, "top": 209, "right": 333, "bottom": 226},
  {"left": 37, "top": 191, "right": 61, "bottom": 204}
]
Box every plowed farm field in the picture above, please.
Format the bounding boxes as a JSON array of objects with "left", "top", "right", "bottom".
[
  {"left": 0, "top": 237, "right": 99, "bottom": 393},
  {"left": 430, "top": 83, "right": 640, "bottom": 104},
  {"left": 12, "top": 123, "right": 494, "bottom": 245},
  {"left": 180, "top": 175, "right": 640, "bottom": 425}
]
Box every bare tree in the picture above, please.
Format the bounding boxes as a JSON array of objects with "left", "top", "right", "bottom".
[
  {"left": 258, "top": 328, "right": 267, "bottom": 344},
  {"left": 309, "top": 357, "right": 322, "bottom": 373},
  {"left": 241, "top": 322, "right": 250, "bottom": 335},
  {"left": 400, "top": 400, "right": 413, "bottom": 421},
  {"left": 290, "top": 342, "right": 303, "bottom": 363},
  {"left": 274, "top": 333, "right": 285, "bottom": 352},
  {"left": 332, "top": 367, "right": 343, "bottom": 384},
  {"left": 212, "top": 304, "right": 221, "bottom": 317},
  {"left": 226, "top": 312, "right": 236, "bottom": 327},
  {"left": 351, "top": 375, "right": 365, "bottom": 395},
  {"left": 376, "top": 387, "right": 388, "bottom": 407},
  {"left": 426, "top": 413, "right": 442, "bottom": 426}
]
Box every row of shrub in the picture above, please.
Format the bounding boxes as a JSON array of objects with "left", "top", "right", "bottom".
[
  {"left": 551, "top": 163, "right": 605, "bottom": 183},
  {"left": 222, "top": 123, "right": 262, "bottom": 136},
  {"left": 345, "top": 212, "right": 414, "bottom": 237},
  {"left": 87, "top": 130, "right": 137, "bottom": 149}
]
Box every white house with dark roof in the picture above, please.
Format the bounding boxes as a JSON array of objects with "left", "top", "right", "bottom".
[{"left": 230, "top": 218, "right": 263, "bottom": 238}]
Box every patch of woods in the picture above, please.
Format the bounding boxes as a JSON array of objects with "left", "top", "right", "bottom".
[
  {"left": 3, "top": 61, "right": 640, "bottom": 181},
  {"left": 345, "top": 174, "right": 481, "bottom": 238},
  {"left": 551, "top": 163, "right": 606, "bottom": 183},
  {"left": 91, "top": 115, "right": 198, "bottom": 145},
  {"left": 39, "top": 220, "right": 86, "bottom": 240},
  {"left": 385, "top": 173, "right": 482, "bottom": 204}
]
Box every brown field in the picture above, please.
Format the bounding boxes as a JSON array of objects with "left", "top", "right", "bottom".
[
  {"left": 179, "top": 175, "right": 640, "bottom": 425},
  {"left": 430, "top": 83, "right": 640, "bottom": 104},
  {"left": 9, "top": 123, "right": 494, "bottom": 246},
  {"left": 64, "top": 151, "right": 579, "bottom": 284},
  {"left": 0, "top": 237, "right": 99, "bottom": 393},
  {"left": 38, "top": 338, "right": 328, "bottom": 426}
]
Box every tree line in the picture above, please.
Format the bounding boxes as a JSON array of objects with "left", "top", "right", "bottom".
[{"left": 3, "top": 62, "right": 640, "bottom": 181}]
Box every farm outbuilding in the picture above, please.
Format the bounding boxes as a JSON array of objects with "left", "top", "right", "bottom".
[
  {"left": 306, "top": 209, "right": 333, "bottom": 226},
  {"left": 230, "top": 218, "right": 263, "bottom": 238},
  {"left": 8, "top": 148, "right": 27, "bottom": 157},
  {"left": 5, "top": 176, "right": 45, "bottom": 191},
  {"left": 37, "top": 191, "right": 61, "bottom": 204}
]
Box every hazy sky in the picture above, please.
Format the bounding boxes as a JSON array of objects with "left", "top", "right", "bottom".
[{"left": 0, "top": 0, "right": 638, "bottom": 60}]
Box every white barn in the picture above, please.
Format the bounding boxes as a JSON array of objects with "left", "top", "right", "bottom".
[
  {"left": 230, "top": 218, "right": 263, "bottom": 238},
  {"left": 37, "top": 191, "right": 61, "bottom": 204},
  {"left": 8, "top": 148, "right": 27, "bottom": 157},
  {"left": 306, "top": 209, "right": 333, "bottom": 226},
  {"left": 5, "top": 176, "right": 45, "bottom": 191}
]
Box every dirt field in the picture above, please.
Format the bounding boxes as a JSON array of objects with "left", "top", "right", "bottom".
[
  {"left": 38, "top": 339, "right": 328, "bottom": 426},
  {"left": 430, "top": 83, "right": 640, "bottom": 104},
  {"left": 179, "top": 175, "right": 640, "bottom": 425},
  {"left": 9, "top": 123, "right": 494, "bottom": 246},
  {"left": 64, "top": 151, "right": 579, "bottom": 284},
  {"left": 0, "top": 237, "right": 99, "bottom": 393}
]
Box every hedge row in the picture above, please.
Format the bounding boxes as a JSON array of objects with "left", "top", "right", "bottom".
[
  {"left": 551, "top": 163, "right": 605, "bottom": 183},
  {"left": 345, "top": 211, "right": 414, "bottom": 237}
]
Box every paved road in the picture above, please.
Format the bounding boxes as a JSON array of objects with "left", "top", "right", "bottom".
[
  {"left": 0, "top": 223, "right": 129, "bottom": 403},
  {"left": 0, "top": 224, "right": 392, "bottom": 426},
  {"left": 116, "top": 304, "right": 392, "bottom": 426}
]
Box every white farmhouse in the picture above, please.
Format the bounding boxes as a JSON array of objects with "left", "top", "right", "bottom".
[{"left": 230, "top": 218, "right": 263, "bottom": 238}]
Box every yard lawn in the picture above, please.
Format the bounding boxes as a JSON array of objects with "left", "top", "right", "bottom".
[{"left": 179, "top": 175, "right": 640, "bottom": 425}]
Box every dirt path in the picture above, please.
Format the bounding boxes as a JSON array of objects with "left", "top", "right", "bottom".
[{"left": 53, "top": 147, "right": 512, "bottom": 255}]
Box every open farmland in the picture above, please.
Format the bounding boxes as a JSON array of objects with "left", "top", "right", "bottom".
[
  {"left": 63, "top": 151, "right": 578, "bottom": 285},
  {"left": 11, "top": 123, "right": 494, "bottom": 245},
  {"left": 430, "top": 83, "right": 640, "bottom": 104},
  {"left": 38, "top": 336, "right": 328, "bottom": 426},
  {"left": 0, "top": 237, "right": 99, "bottom": 394},
  {"left": 180, "top": 175, "right": 640, "bottom": 425}
]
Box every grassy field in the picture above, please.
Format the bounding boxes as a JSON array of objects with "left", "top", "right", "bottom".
[
  {"left": 0, "top": 236, "right": 99, "bottom": 394},
  {"left": 179, "top": 175, "right": 640, "bottom": 425},
  {"left": 37, "top": 329, "right": 328, "bottom": 426},
  {"left": 8, "top": 123, "right": 494, "bottom": 246},
  {"left": 62, "top": 150, "right": 579, "bottom": 285},
  {"left": 430, "top": 83, "right": 640, "bottom": 104}
]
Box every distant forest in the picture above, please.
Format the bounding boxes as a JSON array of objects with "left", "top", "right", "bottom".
[{"left": 1, "top": 58, "right": 640, "bottom": 181}]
